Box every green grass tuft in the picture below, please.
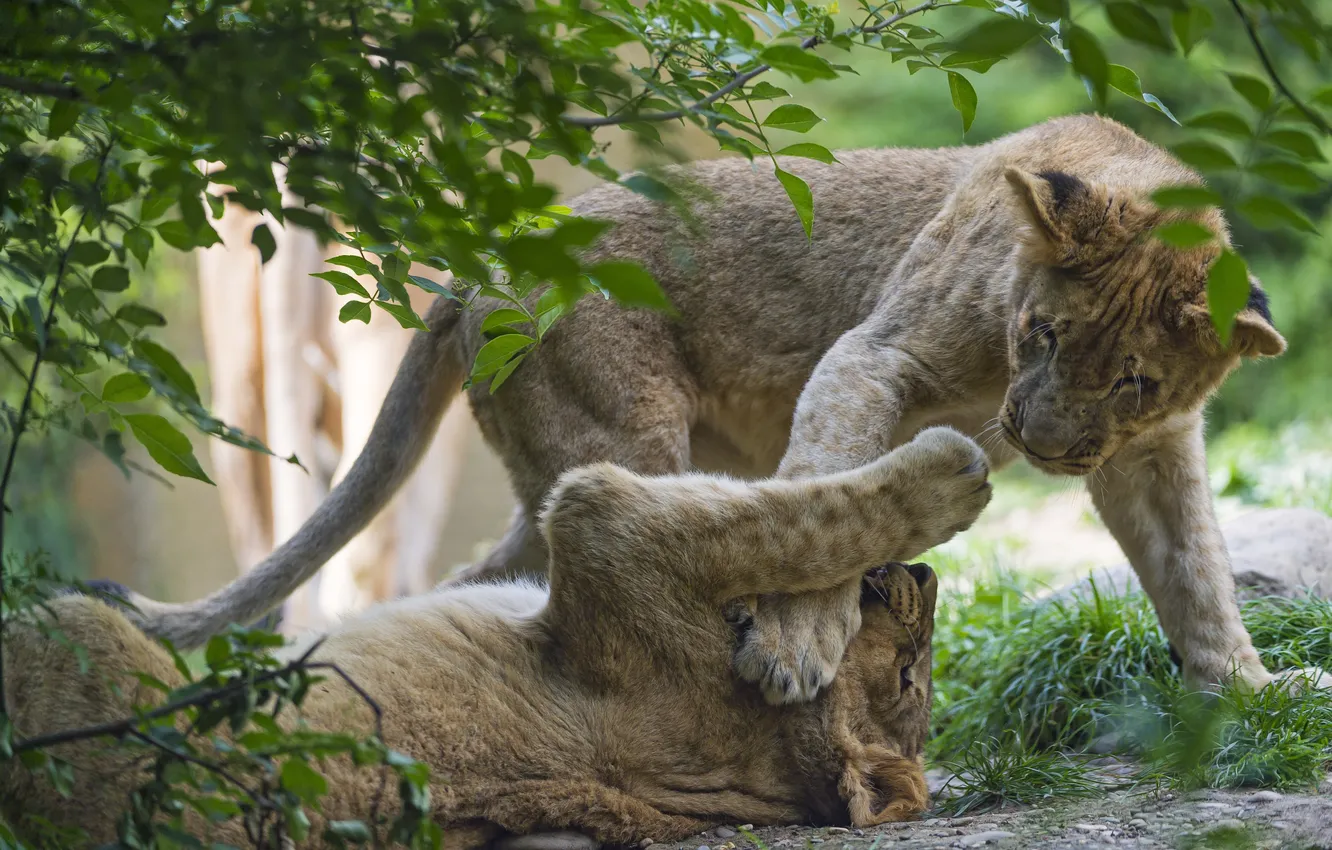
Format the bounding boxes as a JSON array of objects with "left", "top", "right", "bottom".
[
  {"left": 930, "top": 581, "right": 1332, "bottom": 796},
  {"left": 932, "top": 732, "right": 1107, "bottom": 816}
]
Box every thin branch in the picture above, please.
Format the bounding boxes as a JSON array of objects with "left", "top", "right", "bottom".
[
  {"left": 561, "top": 1, "right": 941, "bottom": 128},
  {"left": 0, "top": 73, "right": 83, "bottom": 101},
  {"left": 126, "top": 728, "right": 263, "bottom": 805},
  {"left": 1226, "top": 0, "right": 1331, "bottom": 136},
  {"left": 0, "top": 139, "right": 115, "bottom": 711},
  {"left": 12, "top": 638, "right": 328, "bottom": 754}
]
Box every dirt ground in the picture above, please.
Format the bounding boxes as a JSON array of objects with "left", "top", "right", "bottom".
[{"left": 656, "top": 779, "right": 1332, "bottom": 850}]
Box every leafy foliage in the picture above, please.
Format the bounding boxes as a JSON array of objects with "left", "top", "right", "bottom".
[{"left": 0, "top": 0, "right": 1330, "bottom": 845}]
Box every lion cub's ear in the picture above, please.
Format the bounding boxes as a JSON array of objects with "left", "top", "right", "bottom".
[
  {"left": 1180, "top": 278, "right": 1286, "bottom": 359},
  {"left": 1004, "top": 167, "right": 1119, "bottom": 265}
]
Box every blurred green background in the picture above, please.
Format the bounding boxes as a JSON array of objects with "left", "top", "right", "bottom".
[{"left": 6, "top": 7, "right": 1330, "bottom": 600}]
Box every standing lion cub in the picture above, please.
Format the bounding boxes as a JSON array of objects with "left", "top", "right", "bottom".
[
  {"left": 2, "top": 427, "right": 988, "bottom": 847},
  {"left": 109, "top": 113, "right": 1322, "bottom": 703}
]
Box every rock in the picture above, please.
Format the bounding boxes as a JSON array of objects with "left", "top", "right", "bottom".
[
  {"left": 958, "top": 831, "right": 1016, "bottom": 846},
  {"left": 1246, "top": 790, "right": 1283, "bottom": 803},
  {"left": 639, "top": 841, "right": 653, "bottom": 849},
  {"left": 826, "top": 828, "right": 849, "bottom": 835},
  {"left": 714, "top": 828, "right": 737, "bottom": 839},
  {"left": 1128, "top": 819, "right": 1147, "bottom": 828},
  {"left": 496, "top": 834, "right": 600, "bottom": 850},
  {"left": 1052, "top": 508, "right": 1332, "bottom": 602},
  {"left": 1074, "top": 824, "right": 1107, "bottom": 831}
]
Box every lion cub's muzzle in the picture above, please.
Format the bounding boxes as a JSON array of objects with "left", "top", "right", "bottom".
[{"left": 860, "top": 562, "right": 932, "bottom": 626}]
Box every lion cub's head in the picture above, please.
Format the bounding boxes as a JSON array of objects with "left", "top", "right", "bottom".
[
  {"left": 998, "top": 167, "right": 1284, "bottom": 475},
  {"left": 814, "top": 562, "right": 937, "bottom": 825}
]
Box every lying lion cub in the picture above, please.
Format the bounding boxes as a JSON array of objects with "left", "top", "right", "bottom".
[{"left": 1, "top": 426, "right": 989, "bottom": 848}]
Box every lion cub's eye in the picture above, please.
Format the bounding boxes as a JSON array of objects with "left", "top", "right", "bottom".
[{"left": 1026, "top": 316, "right": 1058, "bottom": 351}]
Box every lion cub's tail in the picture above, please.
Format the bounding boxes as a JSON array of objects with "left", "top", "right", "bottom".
[{"left": 126, "top": 296, "right": 468, "bottom": 649}]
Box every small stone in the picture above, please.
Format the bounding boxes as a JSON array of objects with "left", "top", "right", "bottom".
[
  {"left": 1245, "top": 791, "right": 1283, "bottom": 803},
  {"left": 827, "top": 828, "right": 850, "bottom": 835},
  {"left": 639, "top": 841, "right": 653, "bottom": 849},
  {"left": 1271, "top": 821, "right": 1290, "bottom": 830},
  {"left": 1196, "top": 802, "right": 1235, "bottom": 810},
  {"left": 1074, "top": 824, "right": 1107, "bottom": 832},
  {"left": 958, "top": 831, "right": 1016, "bottom": 847},
  {"left": 1128, "top": 819, "right": 1147, "bottom": 828},
  {"left": 698, "top": 844, "right": 709, "bottom": 850},
  {"left": 1103, "top": 817, "right": 1121, "bottom": 823},
  {"left": 738, "top": 826, "right": 754, "bottom": 832},
  {"left": 715, "top": 828, "right": 737, "bottom": 839}
]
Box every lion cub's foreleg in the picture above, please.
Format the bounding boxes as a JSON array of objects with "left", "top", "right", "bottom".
[
  {"left": 732, "top": 328, "right": 945, "bottom": 704},
  {"left": 1091, "top": 415, "right": 1330, "bottom": 692},
  {"left": 543, "top": 426, "right": 990, "bottom": 643}
]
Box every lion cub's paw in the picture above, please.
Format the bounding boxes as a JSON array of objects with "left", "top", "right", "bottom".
[
  {"left": 733, "top": 583, "right": 863, "bottom": 705},
  {"left": 886, "top": 427, "right": 992, "bottom": 557},
  {"left": 1269, "top": 665, "right": 1332, "bottom": 696}
]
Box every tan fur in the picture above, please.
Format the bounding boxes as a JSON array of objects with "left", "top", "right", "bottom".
[
  {"left": 126, "top": 114, "right": 1307, "bottom": 700},
  {"left": 1, "top": 427, "right": 990, "bottom": 846}
]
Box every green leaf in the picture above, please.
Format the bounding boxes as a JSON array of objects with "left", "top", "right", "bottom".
[
  {"left": 472, "top": 333, "right": 535, "bottom": 380},
  {"left": 774, "top": 166, "right": 814, "bottom": 242},
  {"left": 481, "top": 308, "right": 531, "bottom": 334},
  {"left": 947, "top": 17, "right": 1044, "bottom": 56},
  {"left": 326, "top": 255, "right": 379, "bottom": 276},
  {"left": 103, "top": 373, "right": 151, "bottom": 404},
  {"left": 116, "top": 305, "right": 167, "bottom": 327},
  {"left": 136, "top": 339, "right": 201, "bottom": 402},
  {"left": 762, "top": 104, "right": 822, "bottom": 133},
  {"left": 1184, "top": 110, "right": 1252, "bottom": 137},
  {"left": 1151, "top": 185, "right": 1223, "bottom": 209},
  {"left": 252, "top": 223, "right": 277, "bottom": 264},
  {"left": 1067, "top": 26, "right": 1109, "bottom": 107},
  {"left": 1206, "top": 250, "right": 1248, "bottom": 344},
  {"left": 374, "top": 300, "right": 429, "bottom": 330},
  {"left": 154, "top": 220, "right": 219, "bottom": 251},
  {"left": 759, "top": 45, "right": 838, "bottom": 81},
  {"left": 587, "top": 260, "right": 674, "bottom": 312},
  {"left": 947, "top": 72, "right": 977, "bottom": 133},
  {"left": 1237, "top": 196, "right": 1318, "bottom": 233},
  {"left": 1105, "top": 3, "right": 1174, "bottom": 50},
  {"left": 1171, "top": 141, "right": 1240, "bottom": 171},
  {"left": 1227, "top": 73, "right": 1272, "bottom": 112},
  {"left": 775, "top": 143, "right": 838, "bottom": 164},
  {"left": 1263, "top": 129, "right": 1325, "bottom": 162},
  {"left": 408, "top": 274, "right": 456, "bottom": 299},
  {"left": 1249, "top": 160, "right": 1324, "bottom": 193},
  {"left": 312, "top": 271, "right": 371, "bottom": 299},
  {"left": 1106, "top": 65, "right": 1178, "bottom": 123},
  {"left": 324, "top": 821, "right": 373, "bottom": 846},
  {"left": 125, "top": 414, "right": 213, "bottom": 483},
  {"left": 1027, "top": 0, "right": 1068, "bottom": 20},
  {"left": 1172, "top": 6, "right": 1213, "bottom": 55},
  {"left": 1152, "top": 221, "right": 1213, "bottom": 247},
  {"left": 70, "top": 241, "right": 110, "bottom": 266},
  {"left": 281, "top": 759, "right": 328, "bottom": 805},
  {"left": 46, "top": 100, "right": 82, "bottom": 139},
  {"left": 205, "top": 634, "right": 231, "bottom": 669},
  {"left": 91, "top": 265, "right": 131, "bottom": 292},
  {"left": 501, "top": 150, "right": 535, "bottom": 188},
  {"left": 489, "top": 350, "right": 528, "bottom": 394},
  {"left": 124, "top": 227, "right": 153, "bottom": 266}
]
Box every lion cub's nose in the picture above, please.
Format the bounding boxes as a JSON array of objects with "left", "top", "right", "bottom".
[{"left": 862, "top": 562, "right": 922, "bottom": 625}]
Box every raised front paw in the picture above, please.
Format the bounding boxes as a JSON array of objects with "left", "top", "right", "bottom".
[
  {"left": 884, "top": 426, "right": 992, "bottom": 558},
  {"left": 732, "top": 582, "right": 862, "bottom": 705}
]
